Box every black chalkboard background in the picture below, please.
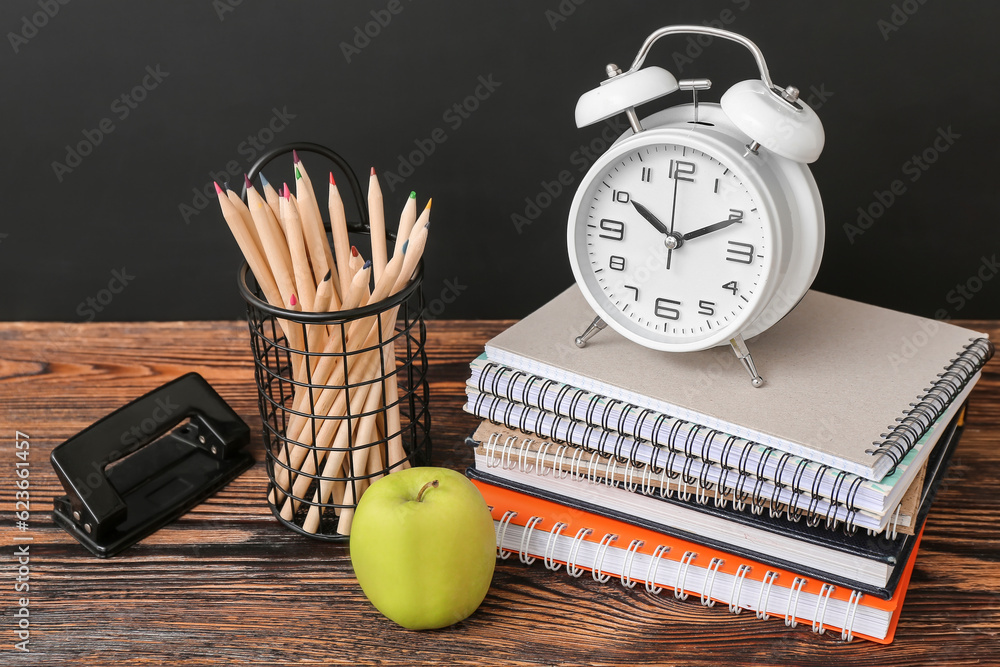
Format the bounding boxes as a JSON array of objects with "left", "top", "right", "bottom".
[{"left": 3, "top": 1, "right": 998, "bottom": 322}]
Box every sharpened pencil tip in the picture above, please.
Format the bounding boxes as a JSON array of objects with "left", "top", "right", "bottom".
[
  {"left": 295, "top": 167, "right": 301, "bottom": 180},
  {"left": 283, "top": 183, "right": 290, "bottom": 199},
  {"left": 351, "top": 246, "right": 359, "bottom": 257},
  {"left": 370, "top": 166, "right": 376, "bottom": 176},
  {"left": 323, "top": 269, "right": 332, "bottom": 282},
  {"left": 424, "top": 198, "right": 432, "bottom": 210},
  {"left": 244, "top": 174, "right": 252, "bottom": 190},
  {"left": 402, "top": 239, "right": 409, "bottom": 254},
  {"left": 363, "top": 260, "right": 372, "bottom": 270},
  {"left": 409, "top": 191, "right": 416, "bottom": 199},
  {"left": 293, "top": 149, "right": 301, "bottom": 164},
  {"left": 259, "top": 173, "right": 270, "bottom": 188},
  {"left": 329, "top": 172, "right": 335, "bottom": 185},
  {"left": 214, "top": 182, "right": 224, "bottom": 195},
  {"left": 290, "top": 294, "right": 298, "bottom": 307}
]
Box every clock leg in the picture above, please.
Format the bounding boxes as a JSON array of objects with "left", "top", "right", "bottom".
[
  {"left": 729, "top": 334, "right": 765, "bottom": 388},
  {"left": 575, "top": 316, "right": 608, "bottom": 348}
]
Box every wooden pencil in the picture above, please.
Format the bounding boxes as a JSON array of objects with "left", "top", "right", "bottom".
[
  {"left": 328, "top": 174, "right": 354, "bottom": 296},
  {"left": 259, "top": 173, "right": 283, "bottom": 231},
  {"left": 394, "top": 191, "right": 417, "bottom": 256},
  {"left": 279, "top": 183, "right": 317, "bottom": 312},
  {"left": 293, "top": 151, "right": 336, "bottom": 289},
  {"left": 368, "top": 167, "right": 388, "bottom": 278}
]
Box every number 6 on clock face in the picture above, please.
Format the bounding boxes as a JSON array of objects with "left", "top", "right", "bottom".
[
  {"left": 567, "top": 100, "right": 824, "bottom": 354},
  {"left": 566, "top": 25, "right": 825, "bottom": 382}
]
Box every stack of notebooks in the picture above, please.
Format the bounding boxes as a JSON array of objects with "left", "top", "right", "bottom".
[{"left": 463, "top": 285, "right": 992, "bottom": 644}]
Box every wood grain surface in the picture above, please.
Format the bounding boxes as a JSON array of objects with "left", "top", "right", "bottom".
[{"left": 1, "top": 319, "right": 998, "bottom": 666}]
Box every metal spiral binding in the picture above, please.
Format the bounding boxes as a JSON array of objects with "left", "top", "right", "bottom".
[
  {"left": 592, "top": 533, "right": 618, "bottom": 583},
  {"left": 841, "top": 590, "right": 863, "bottom": 641},
  {"left": 519, "top": 516, "right": 543, "bottom": 564},
  {"left": 644, "top": 545, "right": 671, "bottom": 594},
  {"left": 866, "top": 337, "right": 992, "bottom": 473},
  {"left": 674, "top": 551, "right": 697, "bottom": 600},
  {"left": 784, "top": 577, "right": 808, "bottom": 628},
  {"left": 811, "top": 583, "right": 835, "bottom": 634},
  {"left": 565, "top": 527, "right": 592, "bottom": 577},
  {"left": 621, "top": 539, "right": 645, "bottom": 588},
  {"left": 479, "top": 423, "right": 886, "bottom": 539},
  {"left": 755, "top": 571, "right": 779, "bottom": 620},
  {"left": 701, "top": 558, "right": 725, "bottom": 607},
  {"left": 543, "top": 522, "right": 568, "bottom": 571},
  {"left": 496, "top": 510, "right": 518, "bottom": 559},
  {"left": 728, "top": 564, "right": 752, "bottom": 614}
]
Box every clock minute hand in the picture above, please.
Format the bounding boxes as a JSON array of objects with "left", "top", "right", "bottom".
[
  {"left": 630, "top": 199, "right": 671, "bottom": 236},
  {"left": 682, "top": 215, "right": 743, "bottom": 241}
]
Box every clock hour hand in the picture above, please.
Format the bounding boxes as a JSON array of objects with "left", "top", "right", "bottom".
[
  {"left": 630, "top": 199, "right": 671, "bottom": 236},
  {"left": 682, "top": 215, "right": 743, "bottom": 241}
]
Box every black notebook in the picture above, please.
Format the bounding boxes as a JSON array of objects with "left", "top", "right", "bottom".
[{"left": 468, "top": 404, "right": 966, "bottom": 599}]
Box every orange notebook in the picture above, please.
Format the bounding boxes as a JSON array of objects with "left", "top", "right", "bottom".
[{"left": 473, "top": 477, "right": 923, "bottom": 644}]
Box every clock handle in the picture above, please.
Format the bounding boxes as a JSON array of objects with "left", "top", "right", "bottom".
[
  {"left": 729, "top": 334, "right": 765, "bottom": 388},
  {"left": 627, "top": 25, "right": 775, "bottom": 92},
  {"left": 575, "top": 315, "right": 608, "bottom": 348}
]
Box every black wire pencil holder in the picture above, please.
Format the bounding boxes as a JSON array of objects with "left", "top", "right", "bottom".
[{"left": 237, "top": 142, "right": 432, "bottom": 540}]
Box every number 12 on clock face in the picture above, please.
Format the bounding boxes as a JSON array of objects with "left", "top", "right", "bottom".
[{"left": 575, "top": 141, "right": 773, "bottom": 347}]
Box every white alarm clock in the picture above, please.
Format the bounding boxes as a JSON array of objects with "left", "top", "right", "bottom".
[{"left": 567, "top": 25, "right": 825, "bottom": 387}]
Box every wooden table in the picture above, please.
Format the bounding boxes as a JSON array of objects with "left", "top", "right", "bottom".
[{"left": 1, "top": 320, "right": 998, "bottom": 666}]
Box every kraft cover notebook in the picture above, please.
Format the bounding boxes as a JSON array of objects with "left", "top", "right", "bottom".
[
  {"left": 472, "top": 476, "right": 925, "bottom": 644},
  {"left": 485, "top": 285, "right": 992, "bottom": 481},
  {"left": 467, "top": 400, "right": 963, "bottom": 596}
]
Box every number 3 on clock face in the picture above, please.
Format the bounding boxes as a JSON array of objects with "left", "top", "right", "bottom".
[{"left": 568, "top": 133, "right": 780, "bottom": 352}]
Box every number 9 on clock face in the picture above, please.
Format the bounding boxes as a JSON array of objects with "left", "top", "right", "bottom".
[{"left": 567, "top": 132, "right": 782, "bottom": 352}]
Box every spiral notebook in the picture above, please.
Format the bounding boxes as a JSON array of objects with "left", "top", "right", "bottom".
[
  {"left": 472, "top": 476, "right": 923, "bottom": 644},
  {"left": 468, "top": 399, "right": 963, "bottom": 595},
  {"left": 485, "top": 285, "right": 992, "bottom": 481},
  {"left": 464, "top": 374, "right": 977, "bottom": 529}
]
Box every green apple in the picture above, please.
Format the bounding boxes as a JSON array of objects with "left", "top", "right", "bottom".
[{"left": 349, "top": 466, "right": 496, "bottom": 630}]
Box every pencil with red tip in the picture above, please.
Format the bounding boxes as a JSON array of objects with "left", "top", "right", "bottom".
[{"left": 328, "top": 172, "right": 354, "bottom": 296}]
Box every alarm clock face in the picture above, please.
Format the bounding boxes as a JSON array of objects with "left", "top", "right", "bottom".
[{"left": 568, "top": 130, "right": 779, "bottom": 351}]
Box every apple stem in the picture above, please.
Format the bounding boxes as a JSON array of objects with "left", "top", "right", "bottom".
[{"left": 415, "top": 479, "right": 439, "bottom": 502}]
